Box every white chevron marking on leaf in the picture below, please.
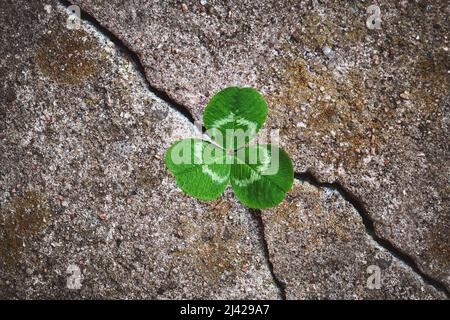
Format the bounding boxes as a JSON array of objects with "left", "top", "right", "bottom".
[
  {"left": 235, "top": 118, "right": 257, "bottom": 137},
  {"left": 210, "top": 113, "right": 257, "bottom": 136},
  {"left": 210, "top": 112, "right": 235, "bottom": 128},
  {"left": 233, "top": 170, "right": 262, "bottom": 187},
  {"left": 202, "top": 165, "right": 229, "bottom": 184}
]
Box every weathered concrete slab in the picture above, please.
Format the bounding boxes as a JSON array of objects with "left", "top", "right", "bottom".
[
  {"left": 70, "top": 0, "right": 449, "bottom": 289},
  {"left": 0, "top": 1, "right": 279, "bottom": 299},
  {"left": 262, "top": 180, "right": 445, "bottom": 299}
]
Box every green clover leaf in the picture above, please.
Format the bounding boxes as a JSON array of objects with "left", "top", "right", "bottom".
[
  {"left": 203, "top": 87, "right": 268, "bottom": 150},
  {"left": 166, "top": 138, "right": 231, "bottom": 200},
  {"left": 165, "top": 87, "right": 294, "bottom": 209},
  {"left": 231, "top": 144, "right": 293, "bottom": 208}
]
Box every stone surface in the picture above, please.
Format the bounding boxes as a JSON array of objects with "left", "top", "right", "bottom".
[
  {"left": 0, "top": 1, "right": 279, "bottom": 299},
  {"left": 1, "top": 0, "right": 448, "bottom": 299},
  {"left": 70, "top": 0, "right": 450, "bottom": 289},
  {"left": 262, "top": 180, "right": 445, "bottom": 299}
]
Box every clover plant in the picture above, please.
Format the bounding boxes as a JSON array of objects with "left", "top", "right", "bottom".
[{"left": 166, "top": 87, "right": 294, "bottom": 209}]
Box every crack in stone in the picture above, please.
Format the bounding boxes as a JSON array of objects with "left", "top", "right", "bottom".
[
  {"left": 249, "top": 209, "right": 287, "bottom": 300},
  {"left": 295, "top": 171, "right": 450, "bottom": 299},
  {"left": 58, "top": 0, "right": 198, "bottom": 127},
  {"left": 58, "top": 0, "right": 449, "bottom": 299}
]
